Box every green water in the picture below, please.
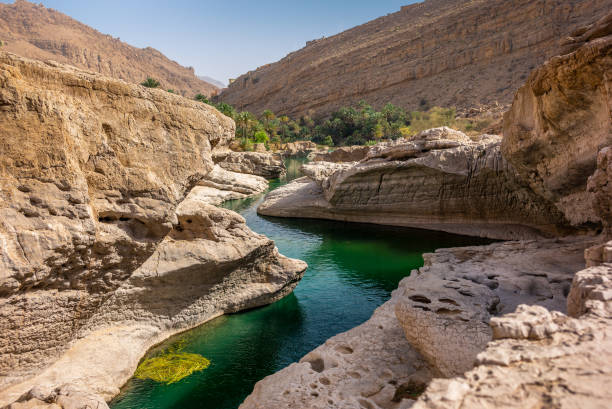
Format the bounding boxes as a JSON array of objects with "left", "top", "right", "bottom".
[{"left": 111, "top": 158, "right": 490, "bottom": 409}]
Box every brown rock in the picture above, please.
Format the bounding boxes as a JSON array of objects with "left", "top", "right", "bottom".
[
  {"left": 502, "top": 25, "right": 612, "bottom": 227},
  {"left": 309, "top": 146, "right": 370, "bottom": 163},
  {"left": 213, "top": 150, "right": 287, "bottom": 179},
  {"left": 218, "top": 0, "right": 610, "bottom": 118}
]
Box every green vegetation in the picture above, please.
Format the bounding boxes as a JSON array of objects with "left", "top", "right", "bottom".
[
  {"left": 141, "top": 77, "right": 160, "bottom": 88},
  {"left": 192, "top": 97, "right": 494, "bottom": 149},
  {"left": 134, "top": 351, "right": 210, "bottom": 385},
  {"left": 0, "top": 40, "right": 4, "bottom": 47},
  {"left": 167, "top": 89, "right": 175, "bottom": 94}
]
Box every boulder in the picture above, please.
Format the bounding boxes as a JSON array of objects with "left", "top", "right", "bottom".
[
  {"left": 309, "top": 146, "right": 370, "bottom": 163},
  {"left": 213, "top": 150, "right": 287, "bottom": 179}
]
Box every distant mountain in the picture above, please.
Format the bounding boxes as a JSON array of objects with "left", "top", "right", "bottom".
[
  {"left": 219, "top": 0, "right": 611, "bottom": 117},
  {"left": 0, "top": 0, "right": 218, "bottom": 97},
  {"left": 198, "top": 75, "right": 226, "bottom": 89}
]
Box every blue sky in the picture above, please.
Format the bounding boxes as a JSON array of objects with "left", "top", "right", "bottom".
[{"left": 2, "top": 0, "right": 418, "bottom": 84}]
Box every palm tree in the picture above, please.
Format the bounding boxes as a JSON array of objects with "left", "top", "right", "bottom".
[
  {"left": 141, "top": 78, "right": 160, "bottom": 88},
  {"left": 280, "top": 115, "right": 290, "bottom": 141},
  {"left": 236, "top": 112, "right": 255, "bottom": 142}
]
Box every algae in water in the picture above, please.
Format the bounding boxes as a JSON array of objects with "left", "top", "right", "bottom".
[{"left": 134, "top": 352, "right": 211, "bottom": 385}]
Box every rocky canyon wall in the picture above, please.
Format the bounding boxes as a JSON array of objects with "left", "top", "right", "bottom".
[
  {"left": 219, "top": 0, "right": 611, "bottom": 118},
  {"left": 0, "top": 52, "right": 305, "bottom": 408}
]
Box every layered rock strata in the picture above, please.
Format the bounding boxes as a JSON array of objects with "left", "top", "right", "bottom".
[
  {"left": 0, "top": 52, "right": 306, "bottom": 407},
  {"left": 213, "top": 150, "right": 287, "bottom": 179},
  {"left": 259, "top": 128, "right": 571, "bottom": 240},
  {"left": 219, "top": 0, "right": 611, "bottom": 118}
]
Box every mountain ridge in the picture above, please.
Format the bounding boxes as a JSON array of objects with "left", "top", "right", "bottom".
[{"left": 0, "top": 0, "right": 218, "bottom": 97}]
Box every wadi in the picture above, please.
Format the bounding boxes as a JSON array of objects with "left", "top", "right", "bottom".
[{"left": 0, "top": 1, "right": 610, "bottom": 409}]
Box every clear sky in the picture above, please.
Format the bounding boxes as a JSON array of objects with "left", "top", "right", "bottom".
[{"left": 1, "top": 0, "right": 418, "bottom": 85}]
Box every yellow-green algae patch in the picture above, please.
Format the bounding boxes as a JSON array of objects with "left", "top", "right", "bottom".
[{"left": 134, "top": 352, "right": 211, "bottom": 385}]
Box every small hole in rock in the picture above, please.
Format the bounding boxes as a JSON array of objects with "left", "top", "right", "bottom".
[
  {"left": 409, "top": 295, "right": 431, "bottom": 304},
  {"left": 307, "top": 358, "right": 325, "bottom": 373}
]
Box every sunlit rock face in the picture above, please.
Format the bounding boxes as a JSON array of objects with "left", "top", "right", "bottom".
[
  {"left": 0, "top": 51, "right": 306, "bottom": 408},
  {"left": 259, "top": 128, "right": 572, "bottom": 240}
]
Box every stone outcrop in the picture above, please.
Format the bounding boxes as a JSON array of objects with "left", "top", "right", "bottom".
[
  {"left": 259, "top": 128, "right": 572, "bottom": 240},
  {"left": 213, "top": 150, "right": 287, "bottom": 179},
  {"left": 394, "top": 238, "right": 593, "bottom": 378},
  {"left": 240, "top": 293, "right": 431, "bottom": 409},
  {"left": 0, "top": 0, "right": 218, "bottom": 97},
  {"left": 194, "top": 165, "right": 269, "bottom": 206},
  {"left": 0, "top": 52, "right": 306, "bottom": 407},
  {"left": 502, "top": 24, "right": 611, "bottom": 227},
  {"left": 277, "top": 141, "right": 326, "bottom": 158},
  {"left": 218, "top": 0, "right": 611, "bottom": 118},
  {"left": 412, "top": 262, "right": 612, "bottom": 409}
]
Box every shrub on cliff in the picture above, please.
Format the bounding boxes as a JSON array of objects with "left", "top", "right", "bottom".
[{"left": 141, "top": 77, "right": 160, "bottom": 88}]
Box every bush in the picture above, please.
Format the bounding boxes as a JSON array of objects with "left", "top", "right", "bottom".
[
  {"left": 141, "top": 77, "right": 160, "bottom": 88},
  {"left": 194, "top": 93, "right": 209, "bottom": 104},
  {"left": 253, "top": 130, "right": 270, "bottom": 144}
]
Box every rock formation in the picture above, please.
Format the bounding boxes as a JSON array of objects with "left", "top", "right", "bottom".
[
  {"left": 0, "top": 52, "right": 306, "bottom": 408},
  {"left": 309, "top": 146, "right": 370, "bottom": 163},
  {"left": 502, "top": 19, "right": 612, "bottom": 227},
  {"left": 213, "top": 150, "right": 287, "bottom": 179},
  {"left": 219, "top": 0, "right": 611, "bottom": 118},
  {"left": 0, "top": 0, "right": 218, "bottom": 97},
  {"left": 412, "top": 261, "right": 612, "bottom": 409},
  {"left": 259, "top": 128, "right": 572, "bottom": 240}
]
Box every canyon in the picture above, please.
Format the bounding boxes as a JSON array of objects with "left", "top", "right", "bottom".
[
  {"left": 0, "top": 0, "right": 218, "bottom": 97},
  {"left": 0, "top": 51, "right": 305, "bottom": 408},
  {"left": 219, "top": 0, "right": 612, "bottom": 118}
]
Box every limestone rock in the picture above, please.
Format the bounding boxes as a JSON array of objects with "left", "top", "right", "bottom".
[
  {"left": 218, "top": 0, "right": 610, "bottom": 118},
  {"left": 502, "top": 25, "right": 612, "bottom": 227},
  {"left": 213, "top": 150, "right": 287, "bottom": 179},
  {"left": 0, "top": 52, "right": 306, "bottom": 407},
  {"left": 588, "top": 147, "right": 612, "bottom": 232},
  {"left": 194, "top": 165, "right": 268, "bottom": 205},
  {"left": 309, "top": 146, "right": 370, "bottom": 163},
  {"left": 412, "top": 264, "right": 612, "bottom": 409},
  {"left": 240, "top": 293, "right": 431, "bottom": 409},
  {"left": 394, "top": 238, "right": 592, "bottom": 377},
  {"left": 277, "top": 141, "right": 324, "bottom": 158},
  {"left": 259, "top": 129, "right": 571, "bottom": 240}
]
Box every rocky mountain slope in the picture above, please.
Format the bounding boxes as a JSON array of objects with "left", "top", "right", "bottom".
[
  {"left": 0, "top": 51, "right": 305, "bottom": 408},
  {"left": 219, "top": 0, "right": 611, "bottom": 118},
  {"left": 0, "top": 0, "right": 218, "bottom": 97}
]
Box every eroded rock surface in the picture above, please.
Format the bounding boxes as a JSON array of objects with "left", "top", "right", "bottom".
[
  {"left": 394, "top": 238, "right": 593, "bottom": 378},
  {"left": 240, "top": 291, "right": 431, "bottom": 409},
  {"left": 259, "top": 128, "right": 571, "bottom": 240},
  {"left": 213, "top": 150, "right": 287, "bottom": 179},
  {"left": 413, "top": 263, "right": 612, "bottom": 409},
  {"left": 0, "top": 52, "right": 305, "bottom": 407},
  {"left": 309, "top": 146, "right": 370, "bottom": 163},
  {"left": 502, "top": 25, "right": 612, "bottom": 227},
  {"left": 194, "top": 165, "right": 268, "bottom": 206}
]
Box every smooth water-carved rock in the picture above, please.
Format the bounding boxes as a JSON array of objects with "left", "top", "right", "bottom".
[
  {"left": 259, "top": 128, "right": 571, "bottom": 240},
  {"left": 0, "top": 52, "right": 306, "bottom": 407},
  {"left": 309, "top": 146, "right": 370, "bottom": 163},
  {"left": 194, "top": 165, "right": 268, "bottom": 206},
  {"left": 213, "top": 150, "right": 287, "bottom": 179}
]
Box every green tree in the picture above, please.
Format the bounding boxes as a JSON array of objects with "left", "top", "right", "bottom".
[
  {"left": 141, "top": 78, "right": 160, "bottom": 88},
  {"left": 236, "top": 111, "right": 256, "bottom": 142},
  {"left": 194, "top": 94, "right": 209, "bottom": 103},
  {"left": 253, "top": 130, "right": 270, "bottom": 144},
  {"left": 214, "top": 102, "right": 236, "bottom": 119},
  {"left": 167, "top": 89, "right": 175, "bottom": 94},
  {"left": 323, "top": 135, "right": 334, "bottom": 146}
]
